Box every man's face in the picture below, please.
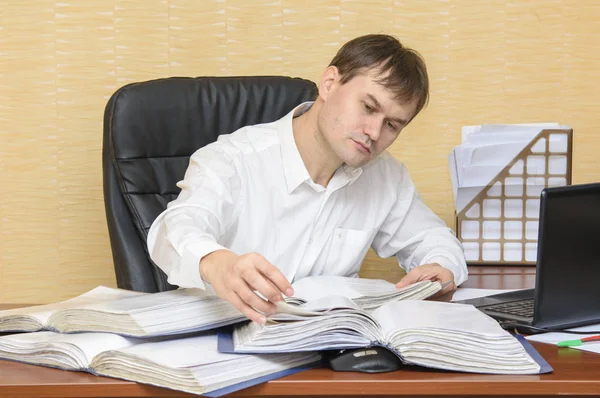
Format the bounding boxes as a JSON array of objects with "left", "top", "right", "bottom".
[{"left": 316, "top": 68, "right": 418, "bottom": 168}]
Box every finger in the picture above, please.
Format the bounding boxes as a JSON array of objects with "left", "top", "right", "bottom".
[
  {"left": 397, "top": 268, "right": 449, "bottom": 289},
  {"left": 234, "top": 281, "right": 277, "bottom": 315},
  {"left": 396, "top": 267, "right": 440, "bottom": 288},
  {"left": 434, "top": 280, "right": 456, "bottom": 296},
  {"left": 441, "top": 280, "right": 457, "bottom": 294},
  {"left": 396, "top": 269, "right": 422, "bottom": 288},
  {"left": 417, "top": 272, "right": 439, "bottom": 282},
  {"left": 255, "top": 257, "right": 294, "bottom": 298},
  {"left": 417, "top": 267, "right": 452, "bottom": 283},
  {"left": 244, "top": 268, "right": 287, "bottom": 304},
  {"left": 227, "top": 292, "right": 268, "bottom": 324}
]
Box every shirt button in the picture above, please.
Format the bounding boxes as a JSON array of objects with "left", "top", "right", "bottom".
[{"left": 308, "top": 238, "right": 313, "bottom": 244}]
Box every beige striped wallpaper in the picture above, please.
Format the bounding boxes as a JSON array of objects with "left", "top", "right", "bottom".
[{"left": 1, "top": 1, "right": 599, "bottom": 303}]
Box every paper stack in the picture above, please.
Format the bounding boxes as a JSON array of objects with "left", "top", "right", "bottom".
[
  {"left": 0, "top": 331, "right": 320, "bottom": 397},
  {"left": 448, "top": 124, "right": 572, "bottom": 264},
  {"left": 0, "top": 276, "right": 443, "bottom": 395},
  {"left": 222, "top": 300, "right": 551, "bottom": 375}
]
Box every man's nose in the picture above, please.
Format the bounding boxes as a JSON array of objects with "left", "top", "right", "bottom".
[{"left": 364, "top": 118, "right": 382, "bottom": 142}]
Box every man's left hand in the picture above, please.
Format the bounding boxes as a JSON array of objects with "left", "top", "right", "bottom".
[{"left": 396, "top": 263, "right": 456, "bottom": 302}]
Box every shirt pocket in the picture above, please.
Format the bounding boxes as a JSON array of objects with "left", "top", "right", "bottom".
[{"left": 326, "top": 227, "right": 377, "bottom": 277}]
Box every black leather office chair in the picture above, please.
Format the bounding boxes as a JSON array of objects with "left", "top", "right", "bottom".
[{"left": 102, "top": 76, "right": 318, "bottom": 293}]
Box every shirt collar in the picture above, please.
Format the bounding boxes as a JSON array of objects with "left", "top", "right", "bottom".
[{"left": 278, "top": 102, "right": 363, "bottom": 194}]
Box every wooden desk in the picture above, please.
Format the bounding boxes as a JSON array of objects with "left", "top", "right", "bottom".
[
  {"left": 462, "top": 265, "right": 537, "bottom": 289},
  {"left": 1, "top": 269, "right": 599, "bottom": 398}
]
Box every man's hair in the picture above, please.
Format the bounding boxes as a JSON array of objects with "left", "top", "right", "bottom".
[{"left": 329, "top": 34, "right": 429, "bottom": 117}]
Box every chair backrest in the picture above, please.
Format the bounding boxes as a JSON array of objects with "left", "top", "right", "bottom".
[{"left": 103, "top": 76, "right": 318, "bottom": 292}]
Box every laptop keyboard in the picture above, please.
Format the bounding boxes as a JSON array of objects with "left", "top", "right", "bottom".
[{"left": 484, "top": 299, "right": 534, "bottom": 318}]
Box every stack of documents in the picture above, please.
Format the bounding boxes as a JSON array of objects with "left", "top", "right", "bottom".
[
  {"left": 0, "top": 277, "right": 440, "bottom": 336},
  {"left": 0, "top": 277, "right": 442, "bottom": 395},
  {"left": 448, "top": 123, "right": 572, "bottom": 263},
  {"left": 0, "top": 279, "right": 556, "bottom": 394},
  {"left": 0, "top": 331, "right": 320, "bottom": 396},
  {"left": 0, "top": 286, "right": 246, "bottom": 336},
  {"left": 222, "top": 300, "right": 550, "bottom": 374},
  {"left": 47, "top": 289, "right": 246, "bottom": 337}
]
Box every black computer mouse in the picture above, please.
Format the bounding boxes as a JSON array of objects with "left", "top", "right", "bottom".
[{"left": 328, "top": 346, "right": 403, "bottom": 373}]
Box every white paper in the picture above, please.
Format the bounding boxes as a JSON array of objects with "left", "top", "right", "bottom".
[
  {"left": 114, "top": 334, "right": 241, "bottom": 368},
  {"left": 0, "top": 331, "right": 139, "bottom": 369},
  {"left": 48, "top": 288, "right": 244, "bottom": 336},
  {"left": 290, "top": 275, "right": 396, "bottom": 302},
  {"left": 91, "top": 334, "right": 322, "bottom": 395},
  {"left": 449, "top": 124, "right": 571, "bottom": 214},
  {"left": 451, "top": 288, "right": 522, "bottom": 302},
  {"left": 0, "top": 286, "right": 145, "bottom": 327},
  {"left": 461, "top": 123, "right": 560, "bottom": 142},
  {"left": 373, "top": 300, "right": 508, "bottom": 338},
  {"left": 526, "top": 324, "right": 600, "bottom": 355}
]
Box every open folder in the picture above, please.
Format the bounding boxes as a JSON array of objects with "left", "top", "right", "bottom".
[
  {"left": 0, "top": 331, "right": 321, "bottom": 397},
  {"left": 448, "top": 124, "right": 573, "bottom": 265},
  {"left": 218, "top": 300, "right": 552, "bottom": 375}
]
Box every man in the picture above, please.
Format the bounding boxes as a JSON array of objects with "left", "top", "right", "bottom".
[{"left": 147, "top": 34, "right": 468, "bottom": 325}]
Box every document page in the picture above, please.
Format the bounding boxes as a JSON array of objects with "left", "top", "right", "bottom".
[{"left": 0, "top": 286, "right": 145, "bottom": 325}]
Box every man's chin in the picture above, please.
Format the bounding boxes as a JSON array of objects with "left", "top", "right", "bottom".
[{"left": 343, "top": 156, "right": 371, "bottom": 168}]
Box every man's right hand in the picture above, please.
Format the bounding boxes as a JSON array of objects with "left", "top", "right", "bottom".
[{"left": 199, "top": 250, "right": 294, "bottom": 324}]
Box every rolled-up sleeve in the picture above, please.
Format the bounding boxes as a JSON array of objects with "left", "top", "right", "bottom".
[
  {"left": 147, "top": 142, "right": 243, "bottom": 289},
  {"left": 372, "top": 166, "right": 468, "bottom": 286}
]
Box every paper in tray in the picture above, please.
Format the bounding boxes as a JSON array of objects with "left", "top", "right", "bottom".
[{"left": 455, "top": 128, "right": 573, "bottom": 265}]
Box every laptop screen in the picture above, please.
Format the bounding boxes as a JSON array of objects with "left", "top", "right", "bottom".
[{"left": 534, "top": 183, "right": 600, "bottom": 328}]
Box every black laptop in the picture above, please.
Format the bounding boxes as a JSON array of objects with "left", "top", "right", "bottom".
[{"left": 455, "top": 182, "right": 600, "bottom": 333}]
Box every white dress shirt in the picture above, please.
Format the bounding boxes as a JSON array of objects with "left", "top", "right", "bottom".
[{"left": 147, "top": 102, "right": 468, "bottom": 290}]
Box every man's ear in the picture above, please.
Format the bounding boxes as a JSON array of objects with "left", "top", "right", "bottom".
[{"left": 318, "top": 66, "right": 339, "bottom": 102}]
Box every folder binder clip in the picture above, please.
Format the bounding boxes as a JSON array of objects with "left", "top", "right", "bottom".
[{"left": 455, "top": 128, "right": 573, "bottom": 265}]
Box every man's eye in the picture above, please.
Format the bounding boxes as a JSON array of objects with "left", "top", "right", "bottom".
[
  {"left": 363, "top": 103, "right": 375, "bottom": 113},
  {"left": 387, "top": 121, "right": 397, "bottom": 130}
]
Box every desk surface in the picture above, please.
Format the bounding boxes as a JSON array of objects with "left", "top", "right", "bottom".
[{"left": 2, "top": 268, "right": 599, "bottom": 398}]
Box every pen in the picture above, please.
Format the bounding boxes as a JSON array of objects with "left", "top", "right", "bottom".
[{"left": 557, "top": 335, "right": 600, "bottom": 347}]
